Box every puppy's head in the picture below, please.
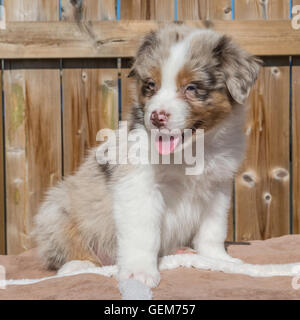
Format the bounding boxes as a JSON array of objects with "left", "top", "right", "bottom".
[{"left": 129, "top": 24, "right": 261, "bottom": 154}]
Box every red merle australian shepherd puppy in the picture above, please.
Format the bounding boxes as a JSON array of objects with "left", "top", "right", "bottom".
[{"left": 34, "top": 23, "right": 260, "bottom": 287}]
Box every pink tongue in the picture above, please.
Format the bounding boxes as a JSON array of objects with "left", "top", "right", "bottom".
[{"left": 156, "top": 135, "right": 180, "bottom": 155}]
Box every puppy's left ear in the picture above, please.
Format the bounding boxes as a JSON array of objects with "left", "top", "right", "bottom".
[
  {"left": 213, "top": 35, "right": 262, "bottom": 105},
  {"left": 127, "top": 67, "right": 137, "bottom": 78},
  {"left": 128, "top": 30, "right": 159, "bottom": 79}
]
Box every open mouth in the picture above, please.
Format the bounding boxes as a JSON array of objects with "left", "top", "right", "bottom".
[
  {"left": 155, "top": 134, "right": 180, "bottom": 155},
  {"left": 153, "top": 125, "right": 200, "bottom": 156},
  {"left": 154, "top": 132, "right": 188, "bottom": 155}
]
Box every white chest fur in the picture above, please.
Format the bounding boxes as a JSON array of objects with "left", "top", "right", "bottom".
[{"left": 156, "top": 166, "right": 208, "bottom": 255}]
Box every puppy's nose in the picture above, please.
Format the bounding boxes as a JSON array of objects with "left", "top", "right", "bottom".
[{"left": 151, "top": 110, "right": 169, "bottom": 128}]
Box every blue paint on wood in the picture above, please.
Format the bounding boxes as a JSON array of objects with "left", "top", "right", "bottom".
[
  {"left": 174, "top": 0, "right": 178, "bottom": 20},
  {"left": 117, "top": 0, "right": 121, "bottom": 20},
  {"left": 0, "top": 0, "right": 3, "bottom": 19},
  {"left": 59, "top": 0, "right": 62, "bottom": 20},
  {"left": 232, "top": 0, "right": 235, "bottom": 20}
]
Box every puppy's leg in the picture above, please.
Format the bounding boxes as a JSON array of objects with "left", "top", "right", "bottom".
[
  {"left": 34, "top": 202, "right": 102, "bottom": 271},
  {"left": 193, "top": 185, "right": 242, "bottom": 264},
  {"left": 56, "top": 234, "right": 102, "bottom": 275},
  {"left": 113, "top": 166, "right": 164, "bottom": 288}
]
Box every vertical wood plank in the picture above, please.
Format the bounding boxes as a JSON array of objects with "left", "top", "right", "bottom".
[
  {"left": 121, "top": 0, "right": 174, "bottom": 20},
  {"left": 177, "top": 0, "right": 207, "bottom": 19},
  {"left": 4, "top": 0, "right": 59, "bottom": 21},
  {"left": 236, "top": 63, "right": 290, "bottom": 240},
  {"left": 61, "top": 0, "right": 116, "bottom": 21},
  {"left": 177, "top": 0, "right": 232, "bottom": 20},
  {"left": 293, "top": 1, "right": 300, "bottom": 241},
  {"left": 62, "top": 1, "right": 118, "bottom": 175},
  {"left": 235, "top": 0, "right": 290, "bottom": 20},
  {"left": 4, "top": 61, "right": 62, "bottom": 254},
  {"left": 235, "top": 0, "right": 290, "bottom": 241},
  {"left": 120, "top": 0, "right": 143, "bottom": 19},
  {"left": 0, "top": 63, "right": 5, "bottom": 254},
  {"left": 62, "top": 60, "right": 118, "bottom": 175},
  {"left": 293, "top": 2, "right": 300, "bottom": 232},
  {"left": 3, "top": 1, "right": 61, "bottom": 254},
  {"left": 293, "top": 58, "right": 300, "bottom": 233}
]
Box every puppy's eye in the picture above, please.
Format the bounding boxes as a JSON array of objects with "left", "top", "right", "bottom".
[
  {"left": 185, "top": 84, "right": 197, "bottom": 92},
  {"left": 146, "top": 80, "right": 156, "bottom": 90}
]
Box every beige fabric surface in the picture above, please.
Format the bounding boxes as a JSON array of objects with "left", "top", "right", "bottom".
[{"left": 1, "top": 235, "right": 300, "bottom": 300}]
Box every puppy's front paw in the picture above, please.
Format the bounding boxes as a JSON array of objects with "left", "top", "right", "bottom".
[
  {"left": 224, "top": 256, "right": 243, "bottom": 264},
  {"left": 118, "top": 267, "right": 161, "bottom": 288},
  {"left": 198, "top": 247, "right": 243, "bottom": 264},
  {"left": 212, "top": 252, "right": 243, "bottom": 264}
]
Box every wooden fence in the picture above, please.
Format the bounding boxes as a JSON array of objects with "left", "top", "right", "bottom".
[{"left": 0, "top": 0, "right": 300, "bottom": 254}]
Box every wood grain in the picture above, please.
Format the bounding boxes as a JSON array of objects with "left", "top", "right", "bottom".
[
  {"left": 4, "top": 60, "right": 62, "bottom": 254},
  {"left": 293, "top": 0, "right": 300, "bottom": 234},
  {"left": 0, "top": 63, "right": 5, "bottom": 254},
  {"left": 3, "top": 2, "right": 61, "bottom": 254},
  {"left": 293, "top": 4, "right": 300, "bottom": 231},
  {"left": 61, "top": 0, "right": 116, "bottom": 21},
  {"left": 121, "top": 0, "right": 174, "bottom": 20},
  {"left": 293, "top": 58, "right": 300, "bottom": 233},
  {"left": 3, "top": 0, "right": 59, "bottom": 21},
  {"left": 235, "top": 61, "right": 290, "bottom": 240},
  {"left": 63, "top": 60, "right": 118, "bottom": 175},
  {"left": 235, "top": 0, "right": 291, "bottom": 241},
  {"left": 62, "top": 1, "right": 118, "bottom": 176},
  {"left": 0, "top": 20, "right": 300, "bottom": 58},
  {"left": 177, "top": 0, "right": 232, "bottom": 20},
  {"left": 235, "top": 0, "right": 290, "bottom": 20}
]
